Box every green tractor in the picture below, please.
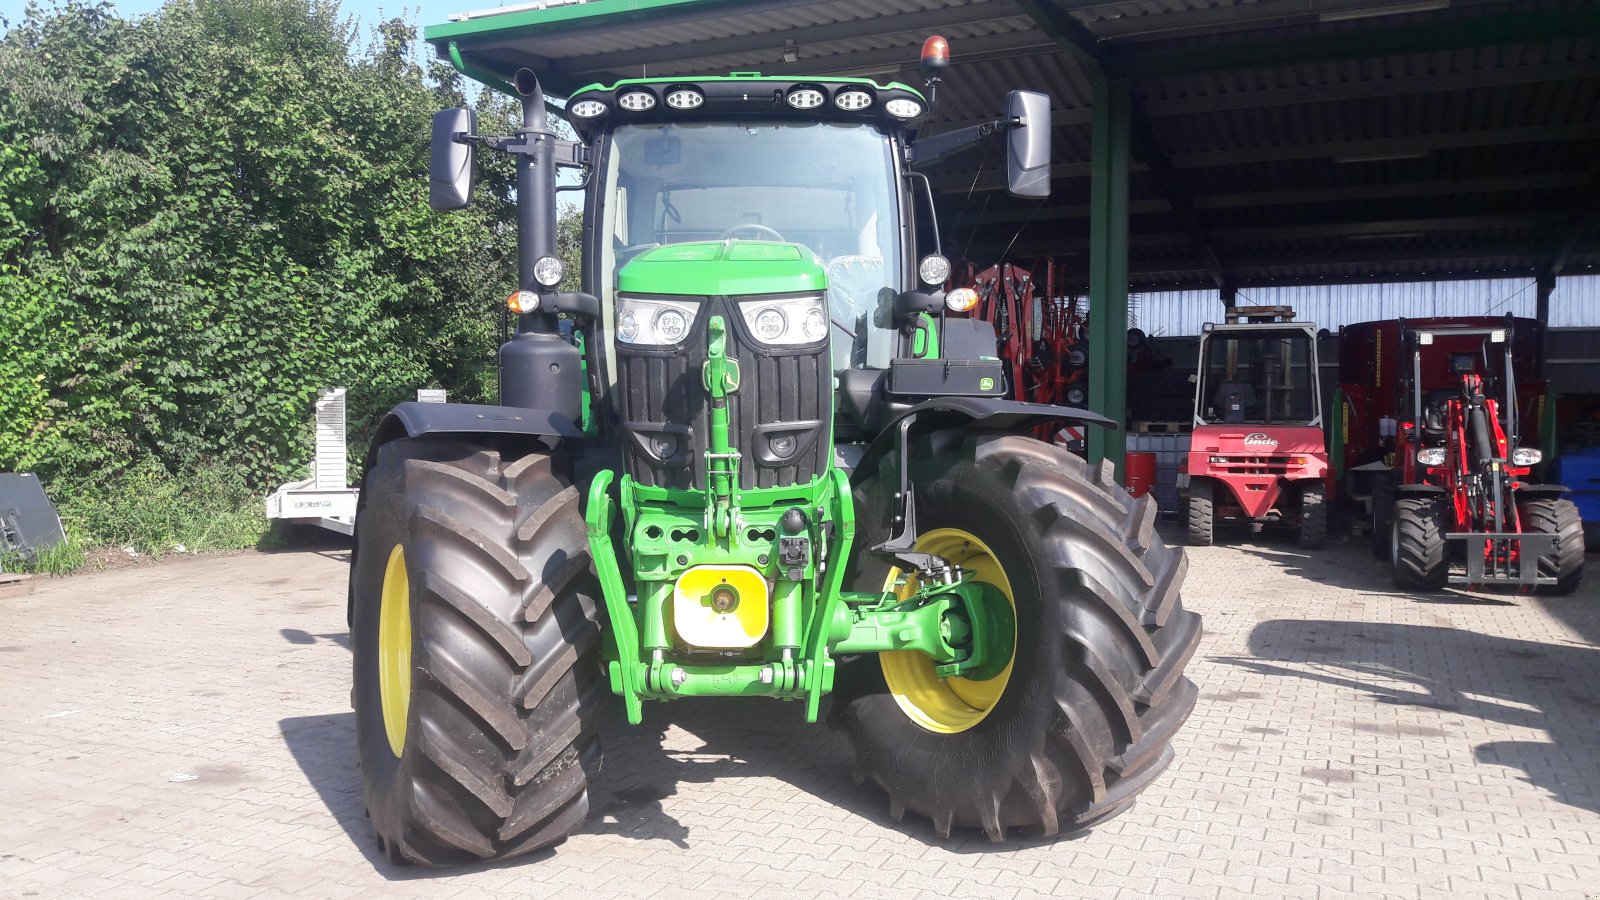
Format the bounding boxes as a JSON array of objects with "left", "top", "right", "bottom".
[{"left": 348, "top": 20, "right": 1201, "bottom": 865}]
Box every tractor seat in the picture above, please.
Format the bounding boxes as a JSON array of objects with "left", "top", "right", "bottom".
[{"left": 1421, "top": 389, "right": 1456, "bottom": 438}]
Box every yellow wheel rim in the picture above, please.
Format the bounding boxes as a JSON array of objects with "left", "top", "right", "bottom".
[
  {"left": 880, "top": 528, "right": 1017, "bottom": 734},
  {"left": 378, "top": 543, "right": 412, "bottom": 757}
]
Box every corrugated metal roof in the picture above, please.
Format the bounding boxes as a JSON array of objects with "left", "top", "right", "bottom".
[
  {"left": 428, "top": 0, "right": 1600, "bottom": 291},
  {"left": 1136, "top": 273, "right": 1600, "bottom": 336}
]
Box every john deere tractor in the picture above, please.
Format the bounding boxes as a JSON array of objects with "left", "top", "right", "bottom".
[{"left": 348, "top": 19, "right": 1200, "bottom": 865}]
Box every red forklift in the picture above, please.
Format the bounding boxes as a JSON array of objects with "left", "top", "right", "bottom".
[
  {"left": 1180, "top": 309, "right": 1330, "bottom": 548},
  {"left": 1337, "top": 316, "right": 1582, "bottom": 593}
]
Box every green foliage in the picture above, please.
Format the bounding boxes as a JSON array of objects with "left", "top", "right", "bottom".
[
  {"left": 1, "top": 0, "right": 590, "bottom": 557},
  {"left": 0, "top": 0, "right": 530, "bottom": 492},
  {"left": 1, "top": 536, "right": 87, "bottom": 575},
  {"left": 52, "top": 458, "right": 267, "bottom": 555}
]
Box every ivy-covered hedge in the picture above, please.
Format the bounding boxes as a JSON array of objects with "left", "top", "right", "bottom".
[{"left": 1, "top": 0, "right": 560, "bottom": 552}]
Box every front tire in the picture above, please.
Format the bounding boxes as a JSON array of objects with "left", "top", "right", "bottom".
[
  {"left": 1370, "top": 478, "right": 1396, "bottom": 559},
  {"left": 1186, "top": 479, "right": 1215, "bottom": 547},
  {"left": 833, "top": 435, "right": 1202, "bottom": 840},
  {"left": 1391, "top": 496, "right": 1448, "bottom": 591},
  {"left": 1519, "top": 496, "right": 1584, "bottom": 595},
  {"left": 350, "top": 438, "right": 604, "bottom": 866},
  {"left": 1297, "top": 481, "right": 1327, "bottom": 550}
]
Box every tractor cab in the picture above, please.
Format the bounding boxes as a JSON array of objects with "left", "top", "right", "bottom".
[{"left": 1181, "top": 314, "right": 1329, "bottom": 548}]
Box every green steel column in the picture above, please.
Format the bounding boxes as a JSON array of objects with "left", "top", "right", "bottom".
[{"left": 1087, "top": 77, "right": 1131, "bottom": 479}]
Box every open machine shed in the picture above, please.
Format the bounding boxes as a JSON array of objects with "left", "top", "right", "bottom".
[{"left": 427, "top": 0, "right": 1600, "bottom": 474}]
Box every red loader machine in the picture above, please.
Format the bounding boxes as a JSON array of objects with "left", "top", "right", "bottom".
[
  {"left": 1179, "top": 312, "right": 1329, "bottom": 549},
  {"left": 1337, "top": 316, "right": 1582, "bottom": 593}
]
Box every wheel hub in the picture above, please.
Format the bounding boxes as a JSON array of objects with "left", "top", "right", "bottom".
[
  {"left": 880, "top": 529, "right": 1018, "bottom": 734},
  {"left": 378, "top": 544, "right": 412, "bottom": 757}
]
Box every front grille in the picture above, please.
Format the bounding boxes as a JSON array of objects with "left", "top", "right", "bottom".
[{"left": 615, "top": 296, "right": 831, "bottom": 491}]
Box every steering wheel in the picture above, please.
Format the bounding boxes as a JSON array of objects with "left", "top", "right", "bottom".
[{"left": 720, "top": 223, "right": 786, "bottom": 242}]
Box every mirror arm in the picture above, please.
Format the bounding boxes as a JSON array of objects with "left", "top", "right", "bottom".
[{"left": 907, "top": 117, "right": 1013, "bottom": 169}]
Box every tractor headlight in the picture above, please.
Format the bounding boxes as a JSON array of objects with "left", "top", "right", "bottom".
[
  {"left": 617, "top": 90, "right": 656, "bottom": 112},
  {"left": 616, "top": 295, "right": 698, "bottom": 346},
  {"left": 533, "top": 256, "right": 565, "bottom": 288},
  {"left": 568, "top": 99, "right": 607, "bottom": 119},
  {"left": 738, "top": 294, "right": 826, "bottom": 346},
  {"left": 1416, "top": 447, "right": 1447, "bottom": 466},
  {"left": 1511, "top": 447, "right": 1542, "bottom": 466},
  {"left": 834, "top": 89, "right": 872, "bottom": 111}
]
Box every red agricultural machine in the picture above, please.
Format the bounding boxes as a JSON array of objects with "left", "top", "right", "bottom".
[
  {"left": 1178, "top": 311, "right": 1329, "bottom": 548},
  {"left": 1335, "top": 316, "right": 1582, "bottom": 593}
]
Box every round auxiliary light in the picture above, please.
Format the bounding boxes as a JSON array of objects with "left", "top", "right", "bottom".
[
  {"left": 533, "top": 256, "right": 564, "bottom": 288},
  {"left": 655, "top": 308, "right": 688, "bottom": 342},
  {"left": 618, "top": 311, "right": 640, "bottom": 342},
  {"left": 568, "top": 99, "right": 607, "bottom": 119},
  {"left": 506, "top": 290, "right": 540, "bottom": 314},
  {"left": 617, "top": 91, "right": 656, "bottom": 112},
  {"left": 945, "top": 287, "right": 979, "bottom": 312},
  {"left": 918, "top": 254, "right": 950, "bottom": 286},
  {"left": 885, "top": 98, "right": 924, "bottom": 119},
  {"left": 803, "top": 308, "right": 827, "bottom": 342},
  {"left": 834, "top": 89, "right": 872, "bottom": 111},
  {"left": 754, "top": 307, "right": 787, "bottom": 342},
  {"left": 787, "top": 87, "right": 825, "bottom": 110},
  {"left": 1511, "top": 447, "right": 1542, "bottom": 466},
  {"left": 665, "top": 88, "right": 704, "bottom": 110}
]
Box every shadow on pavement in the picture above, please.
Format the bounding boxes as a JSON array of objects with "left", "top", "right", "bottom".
[
  {"left": 1224, "top": 618, "right": 1600, "bottom": 816},
  {"left": 282, "top": 691, "right": 1083, "bottom": 878}
]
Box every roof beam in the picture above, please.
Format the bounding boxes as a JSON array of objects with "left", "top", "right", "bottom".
[
  {"left": 1543, "top": 169, "right": 1600, "bottom": 279},
  {"left": 555, "top": 2, "right": 1031, "bottom": 74},
  {"left": 1167, "top": 123, "right": 1600, "bottom": 169},
  {"left": 1127, "top": 107, "right": 1226, "bottom": 287},
  {"left": 1115, "top": 7, "right": 1600, "bottom": 79},
  {"left": 948, "top": 172, "right": 1595, "bottom": 225},
  {"left": 1088, "top": 0, "right": 1509, "bottom": 43},
  {"left": 1013, "top": 0, "right": 1107, "bottom": 67}
]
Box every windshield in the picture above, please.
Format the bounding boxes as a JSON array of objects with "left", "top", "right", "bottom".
[
  {"left": 596, "top": 121, "right": 902, "bottom": 373},
  {"left": 1197, "top": 330, "right": 1318, "bottom": 426}
]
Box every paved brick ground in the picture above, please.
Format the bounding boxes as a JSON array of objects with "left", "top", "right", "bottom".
[{"left": 2, "top": 532, "right": 1597, "bottom": 899}]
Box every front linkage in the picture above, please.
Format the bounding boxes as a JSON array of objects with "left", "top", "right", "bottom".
[{"left": 585, "top": 315, "right": 1014, "bottom": 724}]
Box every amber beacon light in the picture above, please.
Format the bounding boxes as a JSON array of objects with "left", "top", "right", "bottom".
[{"left": 920, "top": 35, "right": 950, "bottom": 74}]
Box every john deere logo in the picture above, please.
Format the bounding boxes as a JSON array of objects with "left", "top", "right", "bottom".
[
  {"left": 1243, "top": 432, "right": 1278, "bottom": 447},
  {"left": 979, "top": 377, "right": 996, "bottom": 391}
]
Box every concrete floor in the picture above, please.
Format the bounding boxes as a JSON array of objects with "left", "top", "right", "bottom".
[{"left": 1, "top": 531, "right": 1597, "bottom": 899}]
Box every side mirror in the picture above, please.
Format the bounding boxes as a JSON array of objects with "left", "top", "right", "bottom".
[
  {"left": 1005, "top": 90, "right": 1051, "bottom": 198},
  {"left": 430, "top": 108, "right": 477, "bottom": 210}
]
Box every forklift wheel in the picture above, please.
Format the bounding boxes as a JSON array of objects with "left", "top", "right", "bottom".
[
  {"left": 1297, "top": 482, "right": 1326, "bottom": 550},
  {"left": 350, "top": 438, "right": 605, "bottom": 865},
  {"left": 1186, "top": 479, "right": 1215, "bottom": 547}
]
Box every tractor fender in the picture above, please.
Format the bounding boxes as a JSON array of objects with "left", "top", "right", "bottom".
[
  {"left": 362, "top": 401, "right": 585, "bottom": 472},
  {"left": 849, "top": 397, "right": 1116, "bottom": 487},
  {"left": 1396, "top": 483, "right": 1448, "bottom": 496},
  {"left": 1513, "top": 483, "right": 1570, "bottom": 498}
]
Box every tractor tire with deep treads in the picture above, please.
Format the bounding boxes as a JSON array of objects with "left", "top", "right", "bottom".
[
  {"left": 1186, "top": 478, "right": 1215, "bottom": 547},
  {"left": 832, "top": 434, "right": 1202, "bottom": 841},
  {"left": 1519, "top": 496, "right": 1585, "bottom": 596},
  {"left": 1391, "top": 496, "right": 1448, "bottom": 591},
  {"left": 1297, "top": 481, "right": 1327, "bottom": 550},
  {"left": 349, "top": 437, "right": 605, "bottom": 866},
  {"left": 1370, "top": 478, "right": 1396, "bottom": 560}
]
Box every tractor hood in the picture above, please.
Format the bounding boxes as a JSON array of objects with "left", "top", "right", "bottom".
[{"left": 617, "top": 241, "right": 826, "bottom": 297}]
